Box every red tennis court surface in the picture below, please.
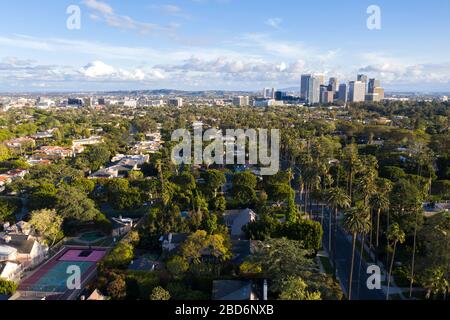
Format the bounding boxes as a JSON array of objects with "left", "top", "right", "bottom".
[
  {"left": 18, "top": 246, "right": 108, "bottom": 299},
  {"left": 59, "top": 249, "right": 106, "bottom": 262}
]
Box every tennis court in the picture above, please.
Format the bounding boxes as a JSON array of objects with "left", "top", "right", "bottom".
[{"left": 19, "top": 247, "right": 107, "bottom": 297}]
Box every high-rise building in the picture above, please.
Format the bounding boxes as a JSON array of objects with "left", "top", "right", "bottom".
[
  {"left": 368, "top": 79, "right": 381, "bottom": 94},
  {"left": 328, "top": 77, "right": 339, "bottom": 92},
  {"left": 274, "top": 91, "right": 285, "bottom": 101},
  {"left": 357, "top": 74, "right": 368, "bottom": 93},
  {"left": 263, "top": 88, "right": 275, "bottom": 99},
  {"left": 300, "top": 74, "right": 311, "bottom": 100},
  {"left": 320, "top": 85, "right": 329, "bottom": 104},
  {"left": 232, "top": 96, "right": 250, "bottom": 106},
  {"left": 338, "top": 83, "right": 348, "bottom": 102},
  {"left": 316, "top": 74, "right": 326, "bottom": 86},
  {"left": 309, "top": 76, "right": 321, "bottom": 104},
  {"left": 349, "top": 81, "right": 366, "bottom": 102}
]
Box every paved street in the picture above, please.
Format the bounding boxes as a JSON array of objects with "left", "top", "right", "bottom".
[{"left": 321, "top": 207, "right": 386, "bottom": 300}]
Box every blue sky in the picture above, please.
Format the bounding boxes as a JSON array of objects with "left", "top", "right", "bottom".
[{"left": 1, "top": 0, "right": 450, "bottom": 92}]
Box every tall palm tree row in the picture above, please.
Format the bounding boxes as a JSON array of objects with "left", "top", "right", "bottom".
[
  {"left": 343, "top": 205, "right": 371, "bottom": 300},
  {"left": 386, "top": 223, "right": 406, "bottom": 300},
  {"left": 326, "top": 187, "right": 351, "bottom": 279}
]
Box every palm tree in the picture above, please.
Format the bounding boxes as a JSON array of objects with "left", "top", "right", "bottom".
[
  {"left": 369, "top": 193, "right": 390, "bottom": 248},
  {"left": 386, "top": 223, "right": 406, "bottom": 300},
  {"left": 326, "top": 187, "right": 351, "bottom": 279},
  {"left": 342, "top": 144, "right": 361, "bottom": 205},
  {"left": 343, "top": 206, "right": 371, "bottom": 300},
  {"left": 423, "top": 267, "right": 449, "bottom": 300},
  {"left": 409, "top": 205, "right": 423, "bottom": 298}
]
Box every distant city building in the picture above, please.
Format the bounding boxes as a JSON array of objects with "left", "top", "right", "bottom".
[
  {"left": 367, "top": 87, "right": 385, "bottom": 102},
  {"left": 328, "top": 77, "right": 339, "bottom": 93},
  {"left": 320, "top": 85, "right": 329, "bottom": 104},
  {"left": 368, "top": 79, "right": 381, "bottom": 94},
  {"left": 253, "top": 99, "right": 283, "bottom": 107},
  {"left": 168, "top": 98, "right": 183, "bottom": 107},
  {"left": 357, "top": 74, "right": 368, "bottom": 93},
  {"left": 263, "top": 88, "right": 275, "bottom": 99},
  {"left": 301, "top": 74, "right": 321, "bottom": 104},
  {"left": 274, "top": 91, "right": 285, "bottom": 101},
  {"left": 232, "top": 96, "right": 250, "bottom": 106},
  {"left": 349, "top": 81, "right": 366, "bottom": 102},
  {"left": 67, "top": 98, "right": 84, "bottom": 107},
  {"left": 123, "top": 100, "right": 137, "bottom": 108},
  {"left": 97, "top": 98, "right": 106, "bottom": 105},
  {"left": 300, "top": 74, "right": 311, "bottom": 100}
]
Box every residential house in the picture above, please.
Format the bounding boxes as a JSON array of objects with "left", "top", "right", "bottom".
[
  {"left": 0, "top": 233, "right": 48, "bottom": 268},
  {"left": 72, "top": 136, "right": 103, "bottom": 147},
  {"left": 223, "top": 209, "right": 257, "bottom": 239},
  {"left": 89, "top": 154, "right": 149, "bottom": 179},
  {"left": 212, "top": 280, "right": 267, "bottom": 300},
  {"left": 5, "top": 137, "right": 35, "bottom": 150},
  {"left": 160, "top": 233, "right": 189, "bottom": 253},
  {"left": 32, "top": 146, "right": 73, "bottom": 161},
  {"left": 0, "top": 261, "right": 21, "bottom": 281}
]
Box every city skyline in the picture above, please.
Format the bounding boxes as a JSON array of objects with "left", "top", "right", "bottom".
[{"left": 1, "top": 0, "right": 450, "bottom": 92}]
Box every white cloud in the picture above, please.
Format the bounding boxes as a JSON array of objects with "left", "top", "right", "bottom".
[
  {"left": 79, "top": 60, "right": 166, "bottom": 81},
  {"left": 82, "top": 0, "right": 113, "bottom": 15},
  {"left": 265, "top": 18, "right": 283, "bottom": 29},
  {"left": 79, "top": 60, "right": 115, "bottom": 78},
  {"left": 83, "top": 0, "right": 179, "bottom": 34}
]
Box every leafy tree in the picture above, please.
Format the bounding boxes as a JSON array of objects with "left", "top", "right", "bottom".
[
  {"left": 0, "top": 199, "right": 16, "bottom": 224},
  {"left": 422, "top": 267, "right": 448, "bottom": 300},
  {"left": 181, "top": 230, "right": 231, "bottom": 265},
  {"left": 243, "top": 214, "right": 280, "bottom": 241},
  {"left": 29, "top": 209, "right": 63, "bottom": 246},
  {"left": 104, "top": 241, "right": 134, "bottom": 269},
  {"left": 107, "top": 274, "right": 127, "bottom": 300},
  {"left": 29, "top": 183, "right": 58, "bottom": 210},
  {"left": 266, "top": 183, "right": 295, "bottom": 205},
  {"left": 203, "top": 169, "right": 226, "bottom": 198},
  {"left": 279, "top": 219, "right": 323, "bottom": 251},
  {"left": 85, "top": 144, "right": 111, "bottom": 171},
  {"left": 0, "top": 144, "right": 10, "bottom": 162},
  {"left": 167, "top": 255, "right": 189, "bottom": 279},
  {"left": 232, "top": 171, "right": 258, "bottom": 206},
  {"left": 56, "top": 185, "right": 104, "bottom": 226},
  {"left": 150, "top": 286, "right": 171, "bottom": 300},
  {"left": 278, "top": 276, "right": 322, "bottom": 300},
  {"left": 0, "top": 279, "right": 18, "bottom": 295}
]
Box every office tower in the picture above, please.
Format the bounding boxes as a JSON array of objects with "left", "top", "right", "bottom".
[
  {"left": 301, "top": 74, "right": 321, "bottom": 104},
  {"left": 349, "top": 81, "right": 366, "bottom": 102},
  {"left": 274, "top": 91, "right": 284, "bottom": 101},
  {"left": 232, "top": 96, "right": 249, "bottom": 106},
  {"left": 320, "top": 85, "right": 329, "bottom": 104},
  {"left": 300, "top": 74, "right": 311, "bottom": 100},
  {"left": 263, "top": 88, "right": 275, "bottom": 99},
  {"left": 373, "top": 87, "right": 385, "bottom": 101},
  {"left": 338, "top": 83, "right": 348, "bottom": 102},
  {"left": 168, "top": 98, "right": 183, "bottom": 107},
  {"left": 368, "top": 79, "right": 381, "bottom": 94},
  {"left": 357, "top": 74, "right": 368, "bottom": 93},
  {"left": 328, "top": 77, "right": 339, "bottom": 92}
]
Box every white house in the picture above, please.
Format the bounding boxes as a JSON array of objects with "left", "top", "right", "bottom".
[
  {"left": 223, "top": 209, "right": 257, "bottom": 239},
  {"left": 0, "top": 245, "right": 17, "bottom": 262},
  {"left": 0, "top": 261, "right": 21, "bottom": 281}
]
